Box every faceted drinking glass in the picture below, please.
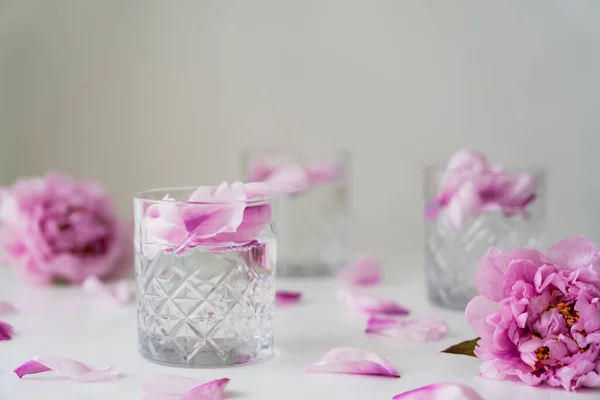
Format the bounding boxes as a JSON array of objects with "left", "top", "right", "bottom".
[
  {"left": 424, "top": 167, "right": 545, "bottom": 310},
  {"left": 134, "top": 187, "right": 276, "bottom": 367},
  {"left": 243, "top": 151, "right": 350, "bottom": 277}
]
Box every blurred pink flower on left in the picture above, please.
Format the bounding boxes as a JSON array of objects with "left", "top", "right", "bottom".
[{"left": 0, "top": 172, "right": 132, "bottom": 285}]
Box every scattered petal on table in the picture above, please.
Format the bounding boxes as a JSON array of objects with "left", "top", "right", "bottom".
[
  {"left": 307, "top": 347, "right": 400, "bottom": 377},
  {"left": 366, "top": 315, "right": 449, "bottom": 341},
  {"left": 337, "top": 289, "right": 409, "bottom": 316},
  {"left": 142, "top": 375, "right": 230, "bottom": 400},
  {"left": 0, "top": 320, "right": 14, "bottom": 341},
  {"left": 338, "top": 255, "right": 382, "bottom": 286},
  {"left": 82, "top": 276, "right": 136, "bottom": 305},
  {"left": 276, "top": 290, "right": 302, "bottom": 306},
  {"left": 14, "top": 356, "right": 119, "bottom": 382},
  {"left": 0, "top": 300, "right": 16, "bottom": 315},
  {"left": 393, "top": 382, "right": 484, "bottom": 400}
]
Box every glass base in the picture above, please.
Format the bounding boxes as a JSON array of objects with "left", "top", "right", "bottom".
[
  {"left": 139, "top": 332, "right": 274, "bottom": 367},
  {"left": 427, "top": 282, "right": 477, "bottom": 311}
]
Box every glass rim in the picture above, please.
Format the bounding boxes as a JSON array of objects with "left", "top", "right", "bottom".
[
  {"left": 423, "top": 164, "right": 546, "bottom": 175},
  {"left": 133, "top": 186, "right": 272, "bottom": 206},
  {"left": 243, "top": 148, "right": 350, "bottom": 159}
]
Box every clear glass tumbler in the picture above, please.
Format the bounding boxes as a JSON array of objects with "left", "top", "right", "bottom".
[
  {"left": 133, "top": 187, "right": 276, "bottom": 367},
  {"left": 424, "top": 167, "right": 545, "bottom": 310},
  {"left": 244, "top": 151, "right": 350, "bottom": 276}
]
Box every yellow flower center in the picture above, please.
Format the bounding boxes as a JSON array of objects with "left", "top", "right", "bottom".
[
  {"left": 547, "top": 302, "right": 579, "bottom": 327},
  {"left": 535, "top": 346, "right": 550, "bottom": 361}
]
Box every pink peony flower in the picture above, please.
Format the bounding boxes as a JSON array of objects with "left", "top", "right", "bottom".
[
  {"left": 0, "top": 172, "right": 132, "bottom": 285},
  {"left": 426, "top": 149, "right": 539, "bottom": 229},
  {"left": 465, "top": 236, "right": 600, "bottom": 391}
]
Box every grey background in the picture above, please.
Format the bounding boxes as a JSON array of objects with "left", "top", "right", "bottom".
[{"left": 1, "top": 1, "right": 599, "bottom": 252}]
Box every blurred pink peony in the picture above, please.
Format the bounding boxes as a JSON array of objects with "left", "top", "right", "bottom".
[
  {"left": 0, "top": 172, "right": 132, "bottom": 285},
  {"left": 465, "top": 236, "right": 600, "bottom": 391}
]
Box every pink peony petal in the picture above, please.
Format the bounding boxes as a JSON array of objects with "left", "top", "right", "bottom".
[
  {"left": 338, "top": 255, "right": 382, "bottom": 286},
  {"left": 443, "top": 180, "right": 480, "bottom": 230},
  {"left": 0, "top": 320, "right": 14, "bottom": 340},
  {"left": 545, "top": 235, "right": 600, "bottom": 271},
  {"left": 247, "top": 159, "right": 274, "bottom": 182},
  {"left": 183, "top": 183, "right": 247, "bottom": 239},
  {"left": 366, "top": 315, "right": 449, "bottom": 341},
  {"left": 0, "top": 300, "right": 16, "bottom": 316},
  {"left": 14, "top": 356, "right": 119, "bottom": 381},
  {"left": 209, "top": 204, "right": 272, "bottom": 244},
  {"left": 276, "top": 290, "right": 302, "bottom": 306},
  {"left": 142, "top": 375, "right": 230, "bottom": 400},
  {"left": 307, "top": 347, "right": 399, "bottom": 377},
  {"left": 445, "top": 149, "right": 488, "bottom": 172},
  {"left": 244, "top": 181, "right": 304, "bottom": 197},
  {"left": 475, "top": 247, "right": 511, "bottom": 302},
  {"left": 82, "top": 276, "right": 135, "bottom": 305},
  {"left": 393, "top": 382, "right": 484, "bottom": 400},
  {"left": 465, "top": 295, "right": 500, "bottom": 338},
  {"left": 337, "top": 289, "right": 409, "bottom": 316},
  {"left": 305, "top": 159, "right": 344, "bottom": 186},
  {"left": 182, "top": 204, "right": 245, "bottom": 239},
  {"left": 263, "top": 164, "right": 310, "bottom": 194}
]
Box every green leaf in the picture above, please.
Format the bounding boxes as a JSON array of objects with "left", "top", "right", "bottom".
[{"left": 441, "top": 338, "right": 480, "bottom": 357}]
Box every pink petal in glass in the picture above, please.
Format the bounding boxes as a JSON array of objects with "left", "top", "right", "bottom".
[
  {"left": 276, "top": 290, "right": 302, "bottom": 306},
  {"left": 210, "top": 204, "right": 272, "bottom": 244},
  {"left": 14, "top": 356, "right": 119, "bottom": 382},
  {"left": 305, "top": 159, "right": 344, "bottom": 186},
  {"left": 263, "top": 164, "right": 310, "bottom": 194},
  {"left": 337, "top": 289, "right": 409, "bottom": 316},
  {"left": 0, "top": 300, "right": 16, "bottom": 316},
  {"left": 307, "top": 347, "right": 399, "bottom": 377},
  {"left": 366, "top": 315, "right": 449, "bottom": 341},
  {"left": 338, "top": 255, "right": 382, "bottom": 286},
  {"left": 0, "top": 320, "right": 14, "bottom": 341},
  {"left": 393, "top": 382, "right": 484, "bottom": 400},
  {"left": 142, "top": 375, "right": 230, "bottom": 400}
]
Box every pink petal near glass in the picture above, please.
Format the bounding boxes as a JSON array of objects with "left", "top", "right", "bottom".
[
  {"left": 276, "top": 290, "right": 302, "bottom": 306},
  {"left": 338, "top": 255, "right": 382, "bottom": 286},
  {"left": 142, "top": 375, "right": 230, "bottom": 400},
  {"left": 337, "top": 289, "right": 409, "bottom": 316},
  {"left": 307, "top": 347, "right": 400, "bottom": 377},
  {"left": 0, "top": 300, "right": 16, "bottom": 315},
  {"left": 0, "top": 320, "right": 14, "bottom": 341},
  {"left": 393, "top": 382, "right": 484, "bottom": 400},
  {"left": 366, "top": 315, "right": 449, "bottom": 341},
  {"left": 82, "top": 276, "right": 136, "bottom": 305},
  {"left": 14, "top": 356, "right": 119, "bottom": 382}
]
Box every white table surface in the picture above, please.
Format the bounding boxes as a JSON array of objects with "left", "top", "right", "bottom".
[{"left": 0, "top": 259, "right": 598, "bottom": 400}]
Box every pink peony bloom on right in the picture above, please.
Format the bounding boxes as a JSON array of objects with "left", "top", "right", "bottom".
[{"left": 465, "top": 236, "right": 600, "bottom": 391}]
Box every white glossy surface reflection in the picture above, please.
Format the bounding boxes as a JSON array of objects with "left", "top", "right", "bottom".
[{"left": 0, "top": 257, "right": 598, "bottom": 400}]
